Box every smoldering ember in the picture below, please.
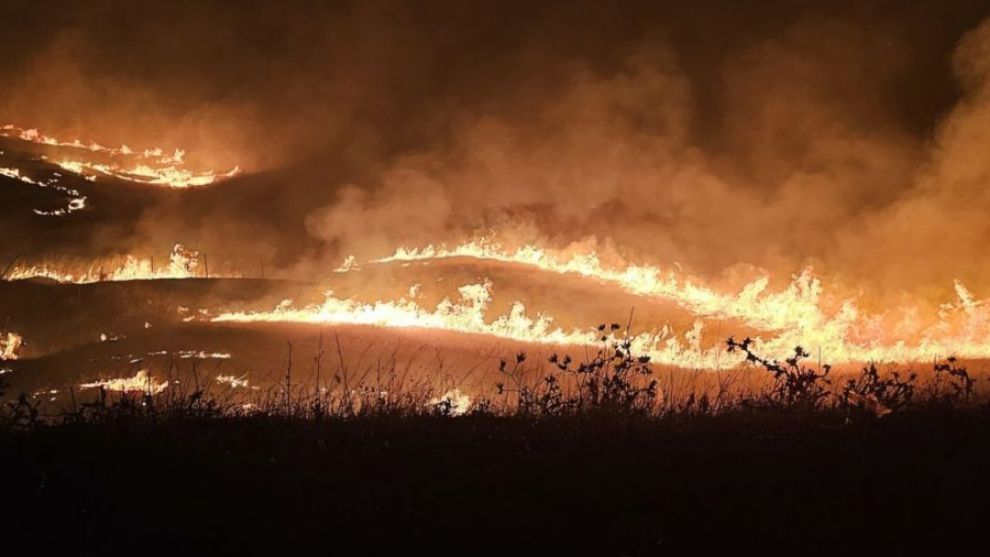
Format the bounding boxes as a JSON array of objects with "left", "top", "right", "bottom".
[{"left": 3, "top": 1, "right": 990, "bottom": 555}]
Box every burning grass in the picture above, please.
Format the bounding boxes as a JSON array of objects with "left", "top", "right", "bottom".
[
  {"left": 2, "top": 325, "right": 986, "bottom": 428},
  {"left": 12, "top": 235, "right": 990, "bottom": 372},
  {"left": 6, "top": 243, "right": 214, "bottom": 283},
  {"left": 0, "top": 331, "right": 22, "bottom": 361},
  {"left": 1, "top": 123, "right": 241, "bottom": 189}
]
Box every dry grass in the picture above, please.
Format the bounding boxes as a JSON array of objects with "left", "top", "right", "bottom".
[{"left": 2, "top": 325, "right": 984, "bottom": 430}]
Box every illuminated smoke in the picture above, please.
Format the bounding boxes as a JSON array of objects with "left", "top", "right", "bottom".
[{"left": 5, "top": 3, "right": 990, "bottom": 370}]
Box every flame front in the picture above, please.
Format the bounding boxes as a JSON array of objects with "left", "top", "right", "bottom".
[
  {"left": 7, "top": 244, "right": 219, "bottom": 283},
  {"left": 13, "top": 232, "right": 990, "bottom": 370},
  {"left": 309, "top": 238, "right": 990, "bottom": 366},
  {"left": 2, "top": 124, "right": 240, "bottom": 188},
  {"left": 213, "top": 280, "right": 721, "bottom": 369},
  {"left": 79, "top": 369, "right": 168, "bottom": 394}
]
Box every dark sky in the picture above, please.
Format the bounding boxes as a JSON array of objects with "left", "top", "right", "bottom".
[{"left": 1, "top": 0, "right": 985, "bottom": 164}]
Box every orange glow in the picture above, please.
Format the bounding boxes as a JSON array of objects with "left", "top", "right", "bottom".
[
  {"left": 429, "top": 389, "right": 473, "bottom": 415},
  {"left": 215, "top": 374, "right": 250, "bottom": 389},
  {"left": 53, "top": 159, "right": 241, "bottom": 189},
  {"left": 314, "top": 238, "right": 990, "bottom": 366},
  {"left": 79, "top": 370, "right": 169, "bottom": 394},
  {"left": 7, "top": 243, "right": 224, "bottom": 283},
  {"left": 1, "top": 124, "right": 240, "bottom": 188},
  {"left": 0, "top": 332, "right": 23, "bottom": 361},
  {"left": 213, "top": 280, "right": 721, "bottom": 368}
]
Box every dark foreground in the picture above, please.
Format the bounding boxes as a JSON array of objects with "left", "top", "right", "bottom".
[{"left": 2, "top": 410, "right": 988, "bottom": 556}]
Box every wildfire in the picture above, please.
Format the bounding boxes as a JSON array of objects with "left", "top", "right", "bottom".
[
  {"left": 429, "top": 389, "right": 472, "bottom": 415},
  {"left": 213, "top": 281, "right": 719, "bottom": 368},
  {"left": 1, "top": 124, "right": 240, "bottom": 188},
  {"left": 53, "top": 159, "right": 241, "bottom": 189},
  {"left": 178, "top": 351, "right": 232, "bottom": 360},
  {"left": 7, "top": 243, "right": 216, "bottom": 283},
  {"left": 0, "top": 332, "right": 23, "bottom": 361},
  {"left": 8, "top": 234, "right": 990, "bottom": 370},
  {"left": 79, "top": 369, "right": 169, "bottom": 394},
  {"left": 375, "top": 239, "right": 808, "bottom": 330},
  {"left": 314, "top": 237, "right": 990, "bottom": 366},
  {"left": 8, "top": 231, "right": 989, "bottom": 369}
]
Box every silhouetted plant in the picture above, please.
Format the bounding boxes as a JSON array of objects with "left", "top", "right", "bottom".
[
  {"left": 4, "top": 393, "right": 40, "bottom": 430},
  {"left": 726, "top": 337, "right": 831, "bottom": 408},
  {"left": 931, "top": 357, "right": 976, "bottom": 404},
  {"left": 841, "top": 364, "right": 916, "bottom": 416},
  {"left": 500, "top": 323, "right": 658, "bottom": 415}
]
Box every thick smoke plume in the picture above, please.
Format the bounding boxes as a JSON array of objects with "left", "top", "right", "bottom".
[{"left": 3, "top": 0, "right": 990, "bottom": 301}]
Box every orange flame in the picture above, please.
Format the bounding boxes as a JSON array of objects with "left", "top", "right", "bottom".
[
  {"left": 429, "top": 389, "right": 473, "bottom": 415},
  {"left": 2, "top": 124, "right": 240, "bottom": 188},
  {"left": 213, "top": 280, "right": 720, "bottom": 368},
  {"left": 352, "top": 238, "right": 990, "bottom": 365},
  {"left": 79, "top": 369, "right": 168, "bottom": 394},
  {"left": 7, "top": 244, "right": 224, "bottom": 283},
  {"left": 0, "top": 332, "right": 23, "bottom": 361}
]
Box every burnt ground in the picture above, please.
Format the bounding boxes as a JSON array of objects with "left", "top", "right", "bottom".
[{"left": 1, "top": 409, "right": 988, "bottom": 556}]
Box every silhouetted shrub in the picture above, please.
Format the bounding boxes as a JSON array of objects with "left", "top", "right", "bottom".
[
  {"left": 727, "top": 337, "right": 831, "bottom": 408},
  {"left": 497, "top": 324, "right": 657, "bottom": 416},
  {"left": 841, "top": 363, "right": 915, "bottom": 416}
]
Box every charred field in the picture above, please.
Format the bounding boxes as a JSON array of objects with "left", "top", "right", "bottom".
[{"left": 6, "top": 0, "right": 990, "bottom": 554}]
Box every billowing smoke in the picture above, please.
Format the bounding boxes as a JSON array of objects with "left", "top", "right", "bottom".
[
  {"left": 834, "top": 16, "right": 990, "bottom": 296},
  {"left": 2, "top": 0, "right": 990, "bottom": 300}
]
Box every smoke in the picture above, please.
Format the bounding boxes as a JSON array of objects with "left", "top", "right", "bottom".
[
  {"left": 3, "top": 0, "right": 990, "bottom": 299},
  {"left": 304, "top": 2, "right": 986, "bottom": 296},
  {"left": 831, "top": 16, "right": 990, "bottom": 296}
]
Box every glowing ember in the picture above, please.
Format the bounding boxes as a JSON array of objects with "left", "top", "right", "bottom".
[
  {"left": 79, "top": 370, "right": 168, "bottom": 395},
  {"left": 178, "top": 351, "right": 232, "bottom": 360},
  {"left": 215, "top": 374, "right": 250, "bottom": 388},
  {"left": 0, "top": 332, "right": 24, "bottom": 361},
  {"left": 0, "top": 165, "right": 88, "bottom": 216},
  {"left": 429, "top": 389, "right": 472, "bottom": 415}
]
